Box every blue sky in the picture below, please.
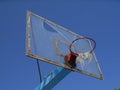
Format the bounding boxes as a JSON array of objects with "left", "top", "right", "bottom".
[{"left": 0, "top": 0, "right": 120, "bottom": 90}]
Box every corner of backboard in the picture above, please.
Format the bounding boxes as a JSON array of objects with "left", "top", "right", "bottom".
[
  {"left": 100, "top": 74, "right": 104, "bottom": 80},
  {"left": 27, "top": 10, "right": 32, "bottom": 14},
  {"left": 26, "top": 51, "right": 33, "bottom": 57}
]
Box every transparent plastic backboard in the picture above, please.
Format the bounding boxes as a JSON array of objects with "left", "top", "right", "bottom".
[{"left": 26, "top": 11, "right": 103, "bottom": 80}]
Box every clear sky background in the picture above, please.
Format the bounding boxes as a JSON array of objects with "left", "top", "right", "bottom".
[{"left": 0, "top": 0, "right": 120, "bottom": 90}]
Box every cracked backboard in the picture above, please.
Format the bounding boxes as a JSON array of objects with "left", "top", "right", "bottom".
[{"left": 26, "top": 11, "right": 103, "bottom": 80}]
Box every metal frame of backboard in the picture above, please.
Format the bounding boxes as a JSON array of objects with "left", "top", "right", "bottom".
[{"left": 26, "top": 11, "right": 103, "bottom": 80}]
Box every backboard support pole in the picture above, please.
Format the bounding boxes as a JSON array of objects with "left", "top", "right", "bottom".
[{"left": 35, "top": 67, "right": 71, "bottom": 90}]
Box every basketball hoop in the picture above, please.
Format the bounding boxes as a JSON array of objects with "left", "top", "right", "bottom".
[
  {"left": 64, "top": 37, "right": 96, "bottom": 68},
  {"left": 69, "top": 37, "right": 96, "bottom": 55}
]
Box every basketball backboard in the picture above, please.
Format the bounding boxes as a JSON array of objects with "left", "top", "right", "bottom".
[{"left": 26, "top": 11, "right": 103, "bottom": 80}]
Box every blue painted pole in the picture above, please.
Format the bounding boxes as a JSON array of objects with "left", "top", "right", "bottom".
[{"left": 35, "top": 67, "right": 71, "bottom": 90}]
